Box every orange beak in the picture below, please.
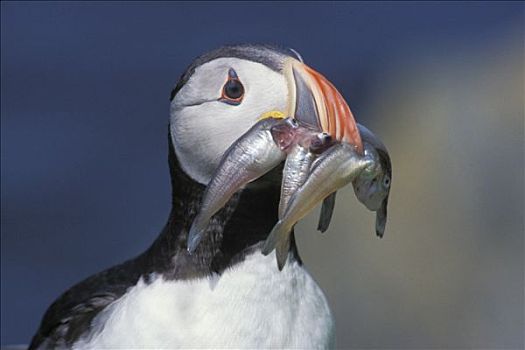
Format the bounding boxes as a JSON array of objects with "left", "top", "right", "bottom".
[{"left": 284, "top": 58, "right": 363, "bottom": 154}]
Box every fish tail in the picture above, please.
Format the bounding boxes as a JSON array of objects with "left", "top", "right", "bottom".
[
  {"left": 261, "top": 222, "right": 281, "bottom": 256},
  {"left": 187, "top": 218, "right": 206, "bottom": 254},
  {"left": 262, "top": 221, "right": 291, "bottom": 270},
  {"left": 275, "top": 233, "right": 291, "bottom": 271},
  {"left": 318, "top": 191, "right": 337, "bottom": 233}
]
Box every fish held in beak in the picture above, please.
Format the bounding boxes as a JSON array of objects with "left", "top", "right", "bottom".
[
  {"left": 317, "top": 124, "right": 392, "bottom": 237},
  {"left": 187, "top": 118, "right": 287, "bottom": 254},
  {"left": 273, "top": 125, "right": 334, "bottom": 266},
  {"left": 279, "top": 145, "right": 315, "bottom": 219},
  {"left": 262, "top": 142, "right": 373, "bottom": 270},
  {"left": 351, "top": 128, "right": 392, "bottom": 239},
  {"left": 268, "top": 144, "right": 315, "bottom": 268},
  {"left": 351, "top": 146, "right": 391, "bottom": 238},
  {"left": 284, "top": 58, "right": 363, "bottom": 154},
  {"left": 278, "top": 127, "right": 334, "bottom": 219}
]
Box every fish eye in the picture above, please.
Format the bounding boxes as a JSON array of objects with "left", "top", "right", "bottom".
[
  {"left": 220, "top": 68, "right": 244, "bottom": 105},
  {"left": 319, "top": 132, "right": 332, "bottom": 143},
  {"left": 287, "top": 118, "right": 299, "bottom": 128},
  {"left": 383, "top": 176, "right": 391, "bottom": 188}
]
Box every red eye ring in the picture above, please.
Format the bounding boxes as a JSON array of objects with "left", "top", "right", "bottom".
[{"left": 219, "top": 68, "right": 244, "bottom": 105}]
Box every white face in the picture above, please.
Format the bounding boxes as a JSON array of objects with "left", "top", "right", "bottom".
[{"left": 170, "top": 57, "right": 288, "bottom": 184}]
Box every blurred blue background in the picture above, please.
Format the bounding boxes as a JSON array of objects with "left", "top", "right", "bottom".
[{"left": 1, "top": 2, "right": 523, "bottom": 348}]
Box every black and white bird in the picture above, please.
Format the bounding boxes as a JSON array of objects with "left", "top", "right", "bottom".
[{"left": 29, "top": 44, "right": 363, "bottom": 349}]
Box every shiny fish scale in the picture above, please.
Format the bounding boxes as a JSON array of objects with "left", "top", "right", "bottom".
[
  {"left": 187, "top": 118, "right": 286, "bottom": 253},
  {"left": 263, "top": 142, "right": 373, "bottom": 269}
]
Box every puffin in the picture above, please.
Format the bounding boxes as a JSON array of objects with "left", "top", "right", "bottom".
[{"left": 29, "top": 44, "right": 363, "bottom": 349}]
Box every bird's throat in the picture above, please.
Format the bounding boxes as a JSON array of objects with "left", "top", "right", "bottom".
[{"left": 143, "top": 135, "right": 299, "bottom": 280}]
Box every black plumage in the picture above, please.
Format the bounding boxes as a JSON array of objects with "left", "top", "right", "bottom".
[{"left": 29, "top": 44, "right": 301, "bottom": 349}]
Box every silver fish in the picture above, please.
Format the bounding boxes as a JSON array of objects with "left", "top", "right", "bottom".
[
  {"left": 352, "top": 142, "right": 391, "bottom": 238},
  {"left": 278, "top": 130, "right": 332, "bottom": 218},
  {"left": 187, "top": 118, "right": 286, "bottom": 254},
  {"left": 317, "top": 124, "right": 392, "bottom": 237},
  {"left": 272, "top": 121, "right": 332, "bottom": 262},
  {"left": 262, "top": 142, "right": 373, "bottom": 269},
  {"left": 279, "top": 145, "right": 315, "bottom": 219},
  {"left": 271, "top": 118, "right": 332, "bottom": 218},
  {"left": 274, "top": 145, "right": 314, "bottom": 257}
]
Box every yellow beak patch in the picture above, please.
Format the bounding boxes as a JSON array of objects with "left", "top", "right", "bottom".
[{"left": 258, "top": 110, "right": 286, "bottom": 121}]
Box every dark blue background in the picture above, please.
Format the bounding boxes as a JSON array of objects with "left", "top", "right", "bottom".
[{"left": 2, "top": 2, "right": 523, "bottom": 346}]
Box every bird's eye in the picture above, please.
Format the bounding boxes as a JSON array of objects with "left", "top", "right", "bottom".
[
  {"left": 224, "top": 80, "right": 244, "bottom": 100},
  {"left": 220, "top": 68, "right": 244, "bottom": 105},
  {"left": 383, "top": 176, "right": 391, "bottom": 188}
]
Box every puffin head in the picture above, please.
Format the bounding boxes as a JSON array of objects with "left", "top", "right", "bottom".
[{"left": 169, "top": 44, "right": 362, "bottom": 185}]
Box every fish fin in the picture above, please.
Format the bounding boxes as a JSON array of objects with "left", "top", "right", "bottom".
[{"left": 317, "top": 191, "right": 337, "bottom": 233}]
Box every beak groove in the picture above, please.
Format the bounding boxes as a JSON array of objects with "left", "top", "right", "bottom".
[{"left": 285, "top": 58, "right": 363, "bottom": 154}]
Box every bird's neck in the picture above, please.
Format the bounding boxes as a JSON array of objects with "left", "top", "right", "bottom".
[{"left": 143, "top": 137, "right": 299, "bottom": 280}]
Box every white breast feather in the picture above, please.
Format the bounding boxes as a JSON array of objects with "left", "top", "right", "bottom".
[{"left": 73, "top": 250, "right": 335, "bottom": 349}]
